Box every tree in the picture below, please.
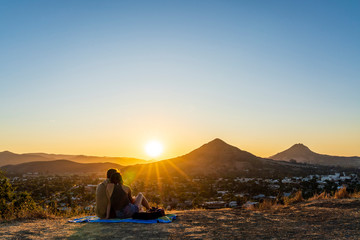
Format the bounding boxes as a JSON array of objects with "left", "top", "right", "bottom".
[
  {"left": 0, "top": 170, "right": 14, "bottom": 201},
  {"left": 0, "top": 171, "right": 15, "bottom": 218},
  {"left": 0, "top": 171, "right": 39, "bottom": 219},
  {"left": 13, "top": 192, "right": 37, "bottom": 211}
]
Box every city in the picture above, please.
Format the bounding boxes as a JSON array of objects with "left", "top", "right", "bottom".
[{"left": 7, "top": 170, "right": 360, "bottom": 214}]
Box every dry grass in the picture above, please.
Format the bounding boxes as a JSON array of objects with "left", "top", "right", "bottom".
[
  {"left": 15, "top": 208, "right": 47, "bottom": 220},
  {"left": 334, "top": 187, "right": 349, "bottom": 199},
  {"left": 244, "top": 203, "right": 256, "bottom": 211},
  {"left": 257, "top": 199, "right": 280, "bottom": 210},
  {"left": 0, "top": 203, "right": 90, "bottom": 222},
  {"left": 1, "top": 207, "right": 56, "bottom": 222},
  {"left": 242, "top": 188, "right": 359, "bottom": 212},
  {"left": 308, "top": 191, "right": 330, "bottom": 201},
  {"left": 350, "top": 191, "right": 360, "bottom": 198},
  {"left": 3, "top": 199, "right": 360, "bottom": 240},
  {"left": 284, "top": 191, "right": 304, "bottom": 205},
  {"left": 245, "top": 199, "right": 281, "bottom": 211},
  {"left": 307, "top": 187, "right": 354, "bottom": 202}
]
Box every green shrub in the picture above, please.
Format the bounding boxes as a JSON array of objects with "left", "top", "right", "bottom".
[{"left": 0, "top": 171, "right": 54, "bottom": 220}]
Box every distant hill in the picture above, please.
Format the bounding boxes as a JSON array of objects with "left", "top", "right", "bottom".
[
  {"left": 1, "top": 160, "right": 123, "bottom": 175},
  {"left": 2, "top": 139, "right": 346, "bottom": 177},
  {"left": 165, "top": 138, "right": 264, "bottom": 175},
  {"left": 122, "top": 139, "right": 324, "bottom": 179},
  {"left": 0, "top": 151, "right": 51, "bottom": 166},
  {"left": 0, "top": 151, "right": 149, "bottom": 167},
  {"left": 270, "top": 143, "right": 360, "bottom": 168}
]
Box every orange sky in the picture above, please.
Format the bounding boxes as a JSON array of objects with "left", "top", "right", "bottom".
[{"left": 2, "top": 132, "right": 360, "bottom": 160}]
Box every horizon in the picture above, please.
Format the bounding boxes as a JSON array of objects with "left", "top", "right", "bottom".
[
  {"left": 1, "top": 138, "right": 360, "bottom": 160},
  {"left": 1, "top": 1, "right": 359, "bottom": 160}
]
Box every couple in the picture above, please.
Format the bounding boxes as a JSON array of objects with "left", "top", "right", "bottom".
[{"left": 95, "top": 168, "right": 150, "bottom": 219}]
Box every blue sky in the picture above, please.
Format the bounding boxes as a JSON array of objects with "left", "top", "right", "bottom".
[{"left": 1, "top": 0, "right": 359, "bottom": 159}]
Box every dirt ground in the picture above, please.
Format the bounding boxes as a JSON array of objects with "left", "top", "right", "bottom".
[{"left": 1, "top": 198, "right": 360, "bottom": 240}]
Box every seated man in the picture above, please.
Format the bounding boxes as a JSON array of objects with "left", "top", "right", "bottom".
[{"left": 95, "top": 168, "right": 118, "bottom": 218}]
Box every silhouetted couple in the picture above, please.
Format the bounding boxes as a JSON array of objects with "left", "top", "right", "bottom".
[{"left": 95, "top": 168, "right": 150, "bottom": 219}]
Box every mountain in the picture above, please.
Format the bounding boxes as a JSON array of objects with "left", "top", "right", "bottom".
[
  {"left": 66, "top": 155, "right": 151, "bottom": 165},
  {"left": 166, "top": 138, "right": 263, "bottom": 174},
  {"left": 270, "top": 143, "right": 360, "bottom": 168},
  {"left": 2, "top": 139, "right": 341, "bottom": 177},
  {"left": 1, "top": 160, "right": 123, "bottom": 175},
  {"left": 0, "top": 151, "right": 149, "bottom": 167},
  {"left": 121, "top": 139, "right": 321, "bottom": 179},
  {"left": 0, "top": 151, "right": 52, "bottom": 166}
]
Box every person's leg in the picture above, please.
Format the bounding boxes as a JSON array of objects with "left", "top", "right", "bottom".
[
  {"left": 141, "top": 194, "right": 150, "bottom": 210},
  {"left": 134, "top": 192, "right": 150, "bottom": 210},
  {"left": 134, "top": 193, "right": 143, "bottom": 208}
]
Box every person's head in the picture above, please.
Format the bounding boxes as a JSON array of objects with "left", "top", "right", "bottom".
[
  {"left": 110, "top": 172, "right": 123, "bottom": 185},
  {"left": 106, "top": 168, "right": 118, "bottom": 179}
]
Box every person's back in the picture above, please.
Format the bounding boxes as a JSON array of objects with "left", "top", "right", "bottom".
[
  {"left": 95, "top": 168, "right": 118, "bottom": 218},
  {"left": 106, "top": 172, "right": 146, "bottom": 219},
  {"left": 95, "top": 180, "right": 108, "bottom": 218},
  {"left": 109, "top": 184, "right": 131, "bottom": 218}
]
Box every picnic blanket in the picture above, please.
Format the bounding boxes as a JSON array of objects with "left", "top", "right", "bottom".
[{"left": 68, "top": 214, "right": 177, "bottom": 224}]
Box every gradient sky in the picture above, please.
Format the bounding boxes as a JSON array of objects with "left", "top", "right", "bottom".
[{"left": 1, "top": 0, "right": 359, "bottom": 160}]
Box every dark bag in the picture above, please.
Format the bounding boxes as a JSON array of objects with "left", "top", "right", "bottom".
[{"left": 132, "top": 207, "right": 165, "bottom": 220}]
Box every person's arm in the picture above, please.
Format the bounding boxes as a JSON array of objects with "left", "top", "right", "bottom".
[
  {"left": 106, "top": 201, "right": 111, "bottom": 219},
  {"left": 127, "top": 187, "right": 135, "bottom": 204},
  {"left": 105, "top": 184, "right": 112, "bottom": 219}
]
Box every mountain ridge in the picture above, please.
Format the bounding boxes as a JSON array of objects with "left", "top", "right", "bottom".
[
  {"left": 121, "top": 138, "right": 322, "bottom": 178},
  {"left": 2, "top": 139, "right": 358, "bottom": 176},
  {"left": 1, "top": 159, "right": 123, "bottom": 175},
  {"left": 0, "top": 151, "right": 149, "bottom": 167},
  {"left": 270, "top": 144, "right": 360, "bottom": 167}
]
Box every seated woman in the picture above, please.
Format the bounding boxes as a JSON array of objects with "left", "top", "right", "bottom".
[{"left": 105, "top": 172, "right": 150, "bottom": 219}]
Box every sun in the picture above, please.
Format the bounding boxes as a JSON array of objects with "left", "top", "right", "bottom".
[{"left": 145, "top": 140, "right": 164, "bottom": 158}]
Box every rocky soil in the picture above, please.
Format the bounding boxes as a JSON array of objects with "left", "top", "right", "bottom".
[{"left": 1, "top": 198, "right": 360, "bottom": 239}]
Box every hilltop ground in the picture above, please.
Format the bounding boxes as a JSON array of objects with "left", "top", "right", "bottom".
[{"left": 1, "top": 198, "right": 360, "bottom": 240}]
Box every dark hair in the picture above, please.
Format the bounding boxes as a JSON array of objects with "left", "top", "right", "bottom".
[
  {"left": 110, "top": 172, "right": 123, "bottom": 185},
  {"left": 106, "top": 168, "right": 118, "bottom": 179}
]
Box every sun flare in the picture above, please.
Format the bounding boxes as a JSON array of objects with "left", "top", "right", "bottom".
[{"left": 145, "top": 140, "right": 164, "bottom": 158}]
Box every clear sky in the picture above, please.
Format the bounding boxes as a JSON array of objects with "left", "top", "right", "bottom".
[{"left": 1, "top": 0, "right": 359, "bottom": 160}]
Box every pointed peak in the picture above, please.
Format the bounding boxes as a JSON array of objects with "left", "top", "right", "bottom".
[
  {"left": 289, "top": 143, "right": 311, "bottom": 151},
  {"left": 182, "top": 137, "right": 257, "bottom": 161},
  {"left": 201, "top": 138, "right": 236, "bottom": 150},
  {"left": 269, "top": 143, "right": 316, "bottom": 160},
  {"left": 191, "top": 138, "right": 246, "bottom": 154},
  {"left": 208, "top": 138, "right": 227, "bottom": 145},
  {"left": 273, "top": 143, "right": 315, "bottom": 156},
  {"left": 1, "top": 150, "right": 14, "bottom": 154}
]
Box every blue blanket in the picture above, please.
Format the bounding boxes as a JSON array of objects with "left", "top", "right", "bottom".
[{"left": 68, "top": 214, "right": 177, "bottom": 224}]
